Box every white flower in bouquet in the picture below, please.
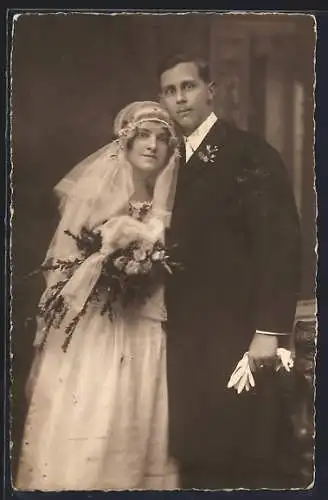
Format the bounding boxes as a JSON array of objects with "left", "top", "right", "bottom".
[
  {"left": 125, "top": 260, "right": 142, "bottom": 276},
  {"left": 113, "top": 256, "right": 127, "bottom": 271},
  {"left": 139, "top": 241, "right": 154, "bottom": 254},
  {"left": 133, "top": 248, "right": 148, "bottom": 262},
  {"left": 152, "top": 250, "right": 166, "bottom": 262}
]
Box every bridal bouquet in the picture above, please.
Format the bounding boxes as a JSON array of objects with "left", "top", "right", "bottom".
[{"left": 36, "top": 219, "right": 180, "bottom": 351}]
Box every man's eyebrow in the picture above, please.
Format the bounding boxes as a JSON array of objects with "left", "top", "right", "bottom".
[
  {"left": 162, "top": 83, "right": 176, "bottom": 90},
  {"left": 181, "top": 78, "right": 196, "bottom": 84},
  {"left": 162, "top": 79, "right": 195, "bottom": 90}
]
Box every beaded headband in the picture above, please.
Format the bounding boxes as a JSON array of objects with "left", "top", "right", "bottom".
[{"left": 117, "top": 117, "right": 178, "bottom": 145}]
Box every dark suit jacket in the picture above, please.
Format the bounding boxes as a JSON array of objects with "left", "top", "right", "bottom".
[{"left": 165, "top": 119, "right": 302, "bottom": 468}]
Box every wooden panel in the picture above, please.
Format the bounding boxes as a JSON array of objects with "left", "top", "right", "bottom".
[
  {"left": 209, "top": 30, "right": 250, "bottom": 129},
  {"left": 293, "top": 80, "right": 305, "bottom": 214}
]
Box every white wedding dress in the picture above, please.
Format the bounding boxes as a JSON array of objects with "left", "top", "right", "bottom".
[{"left": 16, "top": 203, "right": 179, "bottom": 491}]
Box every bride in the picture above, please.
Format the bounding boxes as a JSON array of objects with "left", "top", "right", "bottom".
[{"left": 15, "top": 101, "right": 180, "bottom": 491}]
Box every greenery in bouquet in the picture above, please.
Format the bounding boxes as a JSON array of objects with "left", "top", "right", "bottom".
[{"left": 36, "top": 226, "right": 180, "bottom": 351}]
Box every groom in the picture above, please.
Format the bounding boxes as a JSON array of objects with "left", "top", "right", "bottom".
[{"left": 159, "top": 53, "right": 302, "bottom": 489}]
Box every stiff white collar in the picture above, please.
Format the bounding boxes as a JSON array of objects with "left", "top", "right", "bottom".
[{"left": 184, "top": 112, "right": 218, "bottom": 162}]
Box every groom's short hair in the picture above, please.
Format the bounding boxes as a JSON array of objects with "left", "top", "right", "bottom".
[{"left": 157, "top": 52, "right": 211, "bottom": 83}]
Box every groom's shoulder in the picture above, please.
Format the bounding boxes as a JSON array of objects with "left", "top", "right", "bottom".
[
  {"left": 218, "top": 120, "right": 282, "bottom": 158},
  {"left": 217, "top": 119, "right": 267, "bottom": 146}
]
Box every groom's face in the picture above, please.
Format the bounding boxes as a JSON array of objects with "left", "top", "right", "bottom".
[{"left": 160, "top": 62, "right": 215, "bottom": 135}]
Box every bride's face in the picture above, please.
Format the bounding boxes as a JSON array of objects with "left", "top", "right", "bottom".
[{"left": 126, "top": 121, "right": 170, "bottom": 175}]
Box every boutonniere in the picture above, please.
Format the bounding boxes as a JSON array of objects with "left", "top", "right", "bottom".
[{"left": 198, "top": 144, "right": 220, "bottom": 164}]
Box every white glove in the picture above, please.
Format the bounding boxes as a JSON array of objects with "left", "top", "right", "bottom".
[
  {"left": 227, "top": 353, "right": 255, "bottom": 393},
  {"left": 227, "top": 348, "right": 293, "bottom": 394},
  {"left": 276, "top": 347, "right": 294, "bottom": 372}
]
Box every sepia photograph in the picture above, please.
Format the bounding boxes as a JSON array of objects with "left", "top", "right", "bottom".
[{"left": 10, "top": 11, "right": 316, "bottom": 491}]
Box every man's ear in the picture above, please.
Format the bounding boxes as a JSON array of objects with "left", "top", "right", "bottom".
[{"left": 208, "top": 81, "right": 216, "bottom": 102}]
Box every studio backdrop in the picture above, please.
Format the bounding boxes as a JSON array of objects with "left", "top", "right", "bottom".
[{"left": 10, "top": 12, "right": 316, "bottom": 474}]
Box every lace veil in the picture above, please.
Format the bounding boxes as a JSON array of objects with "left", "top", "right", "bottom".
[{"left": 43, "top": 101, "right": 180, "bottom": 282}]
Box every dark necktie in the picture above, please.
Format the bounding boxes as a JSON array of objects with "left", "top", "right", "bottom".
[{"left": 178, "top": 138, "right": 186, "bottom": 166}]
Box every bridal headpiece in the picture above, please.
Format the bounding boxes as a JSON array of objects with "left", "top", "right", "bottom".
[
  {"left": 43, "top": 101, "right": 180, "bottom": 282},
  {"left": 114, "top": 100, "right": 178, "bottom": 148},
  {"left": 34, "top": 101, "right": 180, "bottom": 348}
]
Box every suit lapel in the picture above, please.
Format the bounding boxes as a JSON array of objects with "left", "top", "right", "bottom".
[
  {"left": 167, "top": 120, "right": 233, "bottom": 246},
  {"left": 175, "top": 119, "right": 230, "bottom": 201}
]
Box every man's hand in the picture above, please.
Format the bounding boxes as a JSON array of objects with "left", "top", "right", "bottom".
[{"left": 248, "top": 332, "right": 278, "bottom": 372}]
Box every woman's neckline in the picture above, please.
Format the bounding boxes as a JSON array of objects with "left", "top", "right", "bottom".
[{"left": 129, "top": 200, "right": 152, "bottom": 206}]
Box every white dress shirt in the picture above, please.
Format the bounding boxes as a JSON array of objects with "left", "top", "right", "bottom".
[
  {"left": 183, "top": 112, "right": 287, "bottom": 337},
  {"left": 184, "top": 112, "right": 218, "bottom": 163}
]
